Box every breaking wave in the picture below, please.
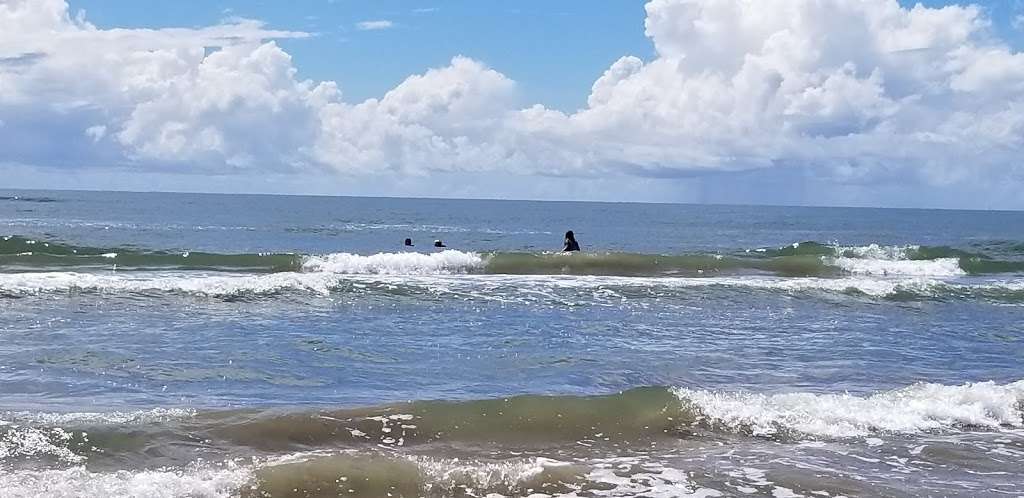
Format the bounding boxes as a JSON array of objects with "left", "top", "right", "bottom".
[
  {"left": 302, "top": 250, "right": 485, "bottom": 275},
  {"left": 0, "top": 465, "right": 253, "bottom": 498},
  {"left": 3, "top": 381, "right": 1021, "bottom": 496},
  {"left": 4, "top": 235, "right": 1024, "bottom": 277},
  {"left": 0, "top": 236, "right": 300, "bottom": 272},
  {"left": 675, "top": 380, "right": 1024, "bottom": 438},
  {"left": 215, "top": 380, "right": 1024, "bottom": 445},
  {"left": 0, "top": 453, "right": 718, "bottom": 498},
  {"left": 4, "top": 381, "right": 1021, "bottom": 462},
  {"left": 2, "top": 272, "right": 1024, "bottom": 304}
]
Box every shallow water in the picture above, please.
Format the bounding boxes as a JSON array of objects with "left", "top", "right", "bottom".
[{"left": 1, "top": 190, "right": 1023, "bottom": 497}]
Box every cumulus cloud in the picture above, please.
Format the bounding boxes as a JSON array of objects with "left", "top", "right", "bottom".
[
  {"left": 523, "top": 0, "right": 1024, "bottom": 184},
  {"left": 2, "top": 0, "right": 1024, "bottom": 193},
  {"left": 313, "top": 56, "right": 517, "bottom": 174},
  {"left": 356, "top": 20, "right": 394, "bottom": 31},
  {"left": 0, "top": 0, "right": 318, "bottom": 170}
]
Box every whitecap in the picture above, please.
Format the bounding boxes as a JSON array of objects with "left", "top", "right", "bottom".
[
  {"left": 0, "top": 464, "right": 252, "bottom": 498},
  {"left": 673, "top": 379, "right": 1024, "bottom": 439},
  {"left": 301, "top": 250, "right": 485, "bottom": 275},
  {"left": 829, "top": 257, "right": 965, "bottom": 277}
]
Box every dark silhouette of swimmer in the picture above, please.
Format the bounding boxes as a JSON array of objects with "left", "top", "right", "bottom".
[
  {"left": 404, "top": 238, "right": 414, "bottom": 247},
  {"left": 563, "top": 230, "right": 580, "bottom": 252},
  {"left": 434, "top": 239, "right": 446, "bottom": 248}
]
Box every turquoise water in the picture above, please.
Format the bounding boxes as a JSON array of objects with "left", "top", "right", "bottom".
[{"left": 1, "top": 190, "right": 1023, "bottom": 497}]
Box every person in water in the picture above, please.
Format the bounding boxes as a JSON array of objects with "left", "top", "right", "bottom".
[
  {"left": 404, "top": 238, "right": 414, "bottom": 247},
  {"left": 563, "top": 230, "right": 580, "bottom": 252},
  {"left": 434, "top": 239, "right": 447, "bottom": 248}
]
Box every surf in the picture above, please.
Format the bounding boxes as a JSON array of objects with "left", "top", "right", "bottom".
[
  {"left": 0, "top": 236, "right": 301, "bottom": 273},
  {"left": 4, "top": 236, "right": 1024, "bottom": 279},
  {"left": 4, "top": 380, "right": 1021, "bottom": 466},
  {"left": 3, "top": 271, "right": 1024, "bottom": 304}
]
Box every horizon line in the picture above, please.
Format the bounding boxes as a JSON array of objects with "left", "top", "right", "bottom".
[{"left": 4, "top": 186, "right": 1020, "bottom": 213}]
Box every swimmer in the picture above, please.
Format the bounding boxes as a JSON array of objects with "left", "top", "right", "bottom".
[{"left": 563, "top": 230, "right": 580, "bottom": 252}]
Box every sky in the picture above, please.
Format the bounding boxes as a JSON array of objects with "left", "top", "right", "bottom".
[{"left": 2, "top": 0, "right": 1024, "bottom": 208}]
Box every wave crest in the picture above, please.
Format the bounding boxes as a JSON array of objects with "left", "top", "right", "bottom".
[
  {"left": 830, "top": 256, "right": 965, "bottom": 276},
  {"left": 674, "top": 380, "right": 1024, "bottom": 438},
  {"left": 301, "top": 250, "right": 485, "bottom": 275},
  {"left": 4, "top": 235, "right": 1024, "bottom": 277},
  {"left": 2, "top": 272, "right": 1024, "bottom": 303}
]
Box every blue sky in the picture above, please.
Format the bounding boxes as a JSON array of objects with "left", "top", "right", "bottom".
[{"left": 3, "top": 0, "right": 1024, "bottom": 208}]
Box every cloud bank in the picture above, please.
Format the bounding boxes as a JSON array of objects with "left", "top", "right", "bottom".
[{"left": 1, "top": 0, "right": 1023, "bottom": 200}]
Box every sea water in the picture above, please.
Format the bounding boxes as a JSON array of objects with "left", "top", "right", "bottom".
[{"left": 1, "top": 190, "right": 1023, "bottom": 497}]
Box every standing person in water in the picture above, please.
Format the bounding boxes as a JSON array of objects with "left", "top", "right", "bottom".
[{"left": 563, "top": 230, "right": 580, "bottom": 252}]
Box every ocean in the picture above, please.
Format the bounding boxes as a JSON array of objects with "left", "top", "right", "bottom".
[{"left": 1, "top": 189, "right": 1022, "bottom": 497}]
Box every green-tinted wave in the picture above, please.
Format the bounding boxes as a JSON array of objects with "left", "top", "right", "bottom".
[
  {"left": 904, "top": 245, "right": 1024, "bottom": 274},
  {"left": 203, "top": 386, "right": 686, "bottom": 451},
  {"left": 484, "top": 252, "right": 834, "bottom": 277},
  {"left": 755, "top": 241, "right": 1024, "bottom": 276},
  {"left": 758, "top": 241, "right": 837, "bottom": 257},
  {"left": 906, "top": 245, "right": 985, "bottom": 260},
  {"left": 14, "top": 380, "right": 1022, "bottom": 464},
  {"left": 0, "top": 235, "right": 301, "bottom": 272},
  {"left": 5, "top": 235, "right": 1024, "bottom": 276}
]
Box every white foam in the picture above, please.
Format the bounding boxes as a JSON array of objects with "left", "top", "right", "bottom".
[
  {"left": 0, "top": 463, "right": 252, "bottom": 498},
  {"left": 411, "top": 454, "right": 725, "bottom": 498},
  {"left": 301, "top": 250, "right": 485, "bottom": 275},
  {"left": 572, "top": 458, "right": 723, "bottom": 497},
  {"left": 833, "top": 244, "right": 918, "bottom": 261},
  {"left": 673, "top": 380, "right": 1024, "bottom": 439},
  {"left": 0, "top": 424, "right": 84, "bottom": 464},
  {"left": 0, "top": 271, "right": 350, "bottom": 297},
  {"left": 0, "top": 271, "right": 1021, "bottom": 301},
  {"left": 815, "top": 243, "right": 968, "bottom": 276},
  {"left": 3, "top": 408, "right": 196, "bottom": 426},
  {"left": 413, "top": 456, "right": 550, "bottom": 494},
  {"left": 830, "top": 257, "right": 965, "bottom": 277}
]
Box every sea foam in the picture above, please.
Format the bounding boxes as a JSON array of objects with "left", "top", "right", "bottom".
[
  {"left": 673, "top": 379, "right": 1024, "bottom": 438},
  {"left": 0, "top": 271, "right": 341, "bottom": 297},
  {"left": 1, "top": 271, "right": 1022, "bottom": 302},
  {"left": 833, "top": 243, "right": 918, "bottom": 260},
  {"left": 0, "top": 464, "right": 252, "bottom": 498},
  {"left": 818, "top": 243, "right": 967, "bottom": 276},
  {"left": 301, "top": 250, "right": 485, "bottom": 275},
  {"left": 830, "top": 256, "right": 965, "bottom": 277},
  {"left": 0, "top": 424, "right": 83, "bottom": 465},
  {"left": 2, "top": 408, "right": 196, "bottom": 426}
]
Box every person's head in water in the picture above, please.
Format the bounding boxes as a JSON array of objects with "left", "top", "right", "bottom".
[
  {"left": 404, "top": 238, "right": 413, "bottom": 247},
  {"left": 563, "top": 230, "right": 580, "bottom": 252},
  {"left": 434, "top": 239, "right": 446, "bottom": 248}
]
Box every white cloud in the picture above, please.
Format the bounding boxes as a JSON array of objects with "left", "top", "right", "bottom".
[
  {"left": 356, "top": 20, "right": 394, "bottom": 31},
  {"left": 84, "top": 124, "right": 106, "bottom": 142},
  {"left": 313, "top": 56, "right": 517, "bottom": 174},
  {"left": 0, "top": 0, "right": 317, "bottom": 170},
  {"left": 2, "top": 0, "right": 1024, "bottom": 199},
  {"left": 505, "top": 0, "right": 1024, "bottom": 184},
  {"left": 114, "top": 42, "right": 337, "bottom": 170}
]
